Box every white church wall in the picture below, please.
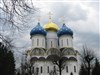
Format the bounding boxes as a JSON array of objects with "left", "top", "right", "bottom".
[
  {"left": 59, "top": 35, "right": 73, "bottom": 48},
  {"left": 30, "top": 56, "right": 80, "bottom": 75},
  {"left": 76, "top": 53, "right": 81, "bottom": 74},
  {"left": 33, "top": 60, "right": 57, "bottom": 75},
  {"left": 62, "top": 61, "right": 78, "bottom": 75},
  {"left": 31, "top": 34, "right": 46, "bottom": 49},
  {"left": 46, "top": 31, "right": 58, "bottom": 49}
]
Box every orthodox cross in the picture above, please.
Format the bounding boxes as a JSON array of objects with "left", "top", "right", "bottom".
[
  {"left": 61, "top": 16, "right": 65, "bottom": 24},
  {"left": 37, "top": 16, "right": 41, "bottom": 22},
  {"left": 48, "top": 12, "right": 52, "bottom": 22}
]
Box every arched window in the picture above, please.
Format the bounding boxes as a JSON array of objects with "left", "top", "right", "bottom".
[
  {"left": 58, "top": 40, "right": 59, "bottom": 46},
  {"left": 33, "top": 66, "right": 34, "bottom": 73},
  {"left": 74, "top": 66, "right": 76, "bottom": 72},
  {"left": 45, "top": 38, "right": 47, "bottom": 48},
  {"left": 66, "top": 66, "right": 68, "bottom": 72},
  {"left": 61, "top": 40, "right": 63, "bottom": 46},
  {"left": 70, "top": 72, "right": 73, "bottom": 75},
  {"left": 67, "top": 39, "right": 69, "bottom": 46},
  {"left": 54, "top": 66, "right": 56, "bottom": 72},
  {"left": 41, "top": 66, "right": 43, "bottom": 73},
  {"left": 36, "top": 67, "right": 39, "bottom": 73},
  {"left": 37, "top": 39, "right": 39, "bottom": 46},
  {"left": 51, "top": 41, "right": 53, "bottom": 47},
  {"left": 32, "top": 39, "right": 34, "bottom": 46},
  {"left": 47, "top": 66, "right": 49, "bottom": 73},
  {"left": 42, "top": 39, "right": 44, "bottom": 46},
  {"left": 71, "top": 39, "right": 73, "bottom": 46}
]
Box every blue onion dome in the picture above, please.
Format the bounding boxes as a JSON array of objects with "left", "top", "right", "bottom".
[
  {"left": 30, "top": 22, "right": 47, "bottom": 36},
  {"left": 57, "top": 23, "right": 73, "bottom": 37}
]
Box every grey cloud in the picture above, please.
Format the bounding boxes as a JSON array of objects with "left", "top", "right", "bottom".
[
  {"left": 49, "top": 3, "right": 88, "bottom": 22},
  {"left": 87, "top": 2, "right": 99, "bottom": 11},
  {"left": 74, "top": 31, "right": 99, "bottom": 51}
]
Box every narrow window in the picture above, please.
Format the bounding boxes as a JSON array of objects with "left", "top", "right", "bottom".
[
  {"left": 67, "top": 39, "right": 69, "bottom": 46},
  {"left": 32, "top": 39, "right": 34, "bottom": 46},
  {"left": 70, "top": 72, "right": 73, "bottom": 75},
  {"left": 41, "top": 66, "right": 42, "bottom": 73},
  {"left": 42, "top": 39, "right": 44, "bottom": 46},
  {"left": 66, "top": 66, "right": 68, "bottom": 72},
  {"left": 47, "top": 66, "right": 49, "bottom": 73},
  {"left": 54, "top": 66, "right": 56, "bottom": 72},
  {"left": 33, "top": 66, "right": 34, "bottom": 73},
  {"left": 51, "top": 41, "right": 52, "bottom": 47},
  {"left": 37, "top": 39, "right": 39, "bottom": 46},
  {"left": 58, "top": 40, "right": 59, "bottom": 45},
  {"left": 74, "top": 66, "right": 76, "bottom": 72},
  {"left": 36, "top": 67, "right": 39, "bottom": 73},
  {"left": 45, "top": 38, "right": 47, "bottom": 48},
  {"left": 71, "top": 40, "right": 73, "bottom": 46},
  {"left": 61, "top": 40, "right": 63, "bottom": 46}
]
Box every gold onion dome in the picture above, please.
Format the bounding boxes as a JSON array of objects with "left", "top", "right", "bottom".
[
  {"left": 44, "top": 21, "right": 59, "bottom": 31},
  {"left": 44, "top": 12, "right": 59, "bottom": 31}
]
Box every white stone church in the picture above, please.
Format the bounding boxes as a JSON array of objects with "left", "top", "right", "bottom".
[{"left": 26, "top": 16, "right": 80, "bottom": 75}]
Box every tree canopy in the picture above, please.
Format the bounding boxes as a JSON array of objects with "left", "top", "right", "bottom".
[{"left": 0, "top": 42, "right": 15, "bottom": 75}]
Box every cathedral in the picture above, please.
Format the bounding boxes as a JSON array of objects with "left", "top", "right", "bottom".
[{"left": 26, "top": 15, "right": 80, "bottom": 75}]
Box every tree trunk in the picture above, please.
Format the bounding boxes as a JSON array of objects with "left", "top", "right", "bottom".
[
  {"left": 88, "top": 62, "right": 91, "bottom": 75},
  {"left": 59, "top": 67, "right": 62, "bottom": 75},
  {"left": 88, "top": 69, "right": 90, "bottom": 75}
]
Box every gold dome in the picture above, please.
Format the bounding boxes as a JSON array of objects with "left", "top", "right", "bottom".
[{"left": 44, "top": 22, "right": 59, "bottom": 31}]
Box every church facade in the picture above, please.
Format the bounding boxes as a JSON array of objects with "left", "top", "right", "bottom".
[{"left": 26, "top": 18, "right": 80, "bottom": 75}]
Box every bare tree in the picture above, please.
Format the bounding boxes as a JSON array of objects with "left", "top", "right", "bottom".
[
  {"left": 20, "top": 51, "right": 39, "bottom": 75},
  {"left": 47, "top": 52, "right": 67, "bottom": 75},
  {"left": 0, "top": 0, "right": 35, "bottom": 28},
  {"left": 0, "top": 0, "right": 36, "bottom": 45},
  {"left": 49, "top": 70, "right": 57, "bottom": 75},
  {"left": 80, "top": 46, "right": 95, "bottom": 75}
]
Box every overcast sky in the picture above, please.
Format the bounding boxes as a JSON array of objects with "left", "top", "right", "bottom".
[{"left": 11, "top": 0, "right": 99, "bottom": 67}]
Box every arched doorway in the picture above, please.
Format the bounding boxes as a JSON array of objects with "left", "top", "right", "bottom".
[{"left": 70, "top": 72, "right": 73, "bottom": 75}]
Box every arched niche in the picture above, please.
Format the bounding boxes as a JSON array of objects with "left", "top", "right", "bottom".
[
  {"left": 46, "top": 48, "right": 60, "bottom": 56},
  {"left": 69, "top": 57, "right": 77, "bottom": 61},
  {"left": 62, "top": 48, "right": 76, "bottom": 55},
  {"left": 30, "top": 48, "right": 45, "bottom": 56}
]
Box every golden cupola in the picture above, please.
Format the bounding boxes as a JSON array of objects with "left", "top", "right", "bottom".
[
  {"left": 43, "top": 12, "right": 59, "bottom": 31},
  {"left": 44, "top": 21, "right": 59, "bottom": 31}
]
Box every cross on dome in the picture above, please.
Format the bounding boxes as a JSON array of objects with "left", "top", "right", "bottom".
[
  {"left": 48, "top": 12, "right": 53, "bottom": 22},
  {"left": 61, "top": 16, "right": 65, "bottom": 24},
  {"left": 37, "top": 16, "right": 41, "bottom": 23}
]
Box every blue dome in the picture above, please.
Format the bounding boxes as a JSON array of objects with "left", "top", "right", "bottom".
[
  {"left": 57, "top": 23, "right": 73, "bottom": 37},
  {"left": 30, "top": 22, "right": 47, "bottom": 36}
]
